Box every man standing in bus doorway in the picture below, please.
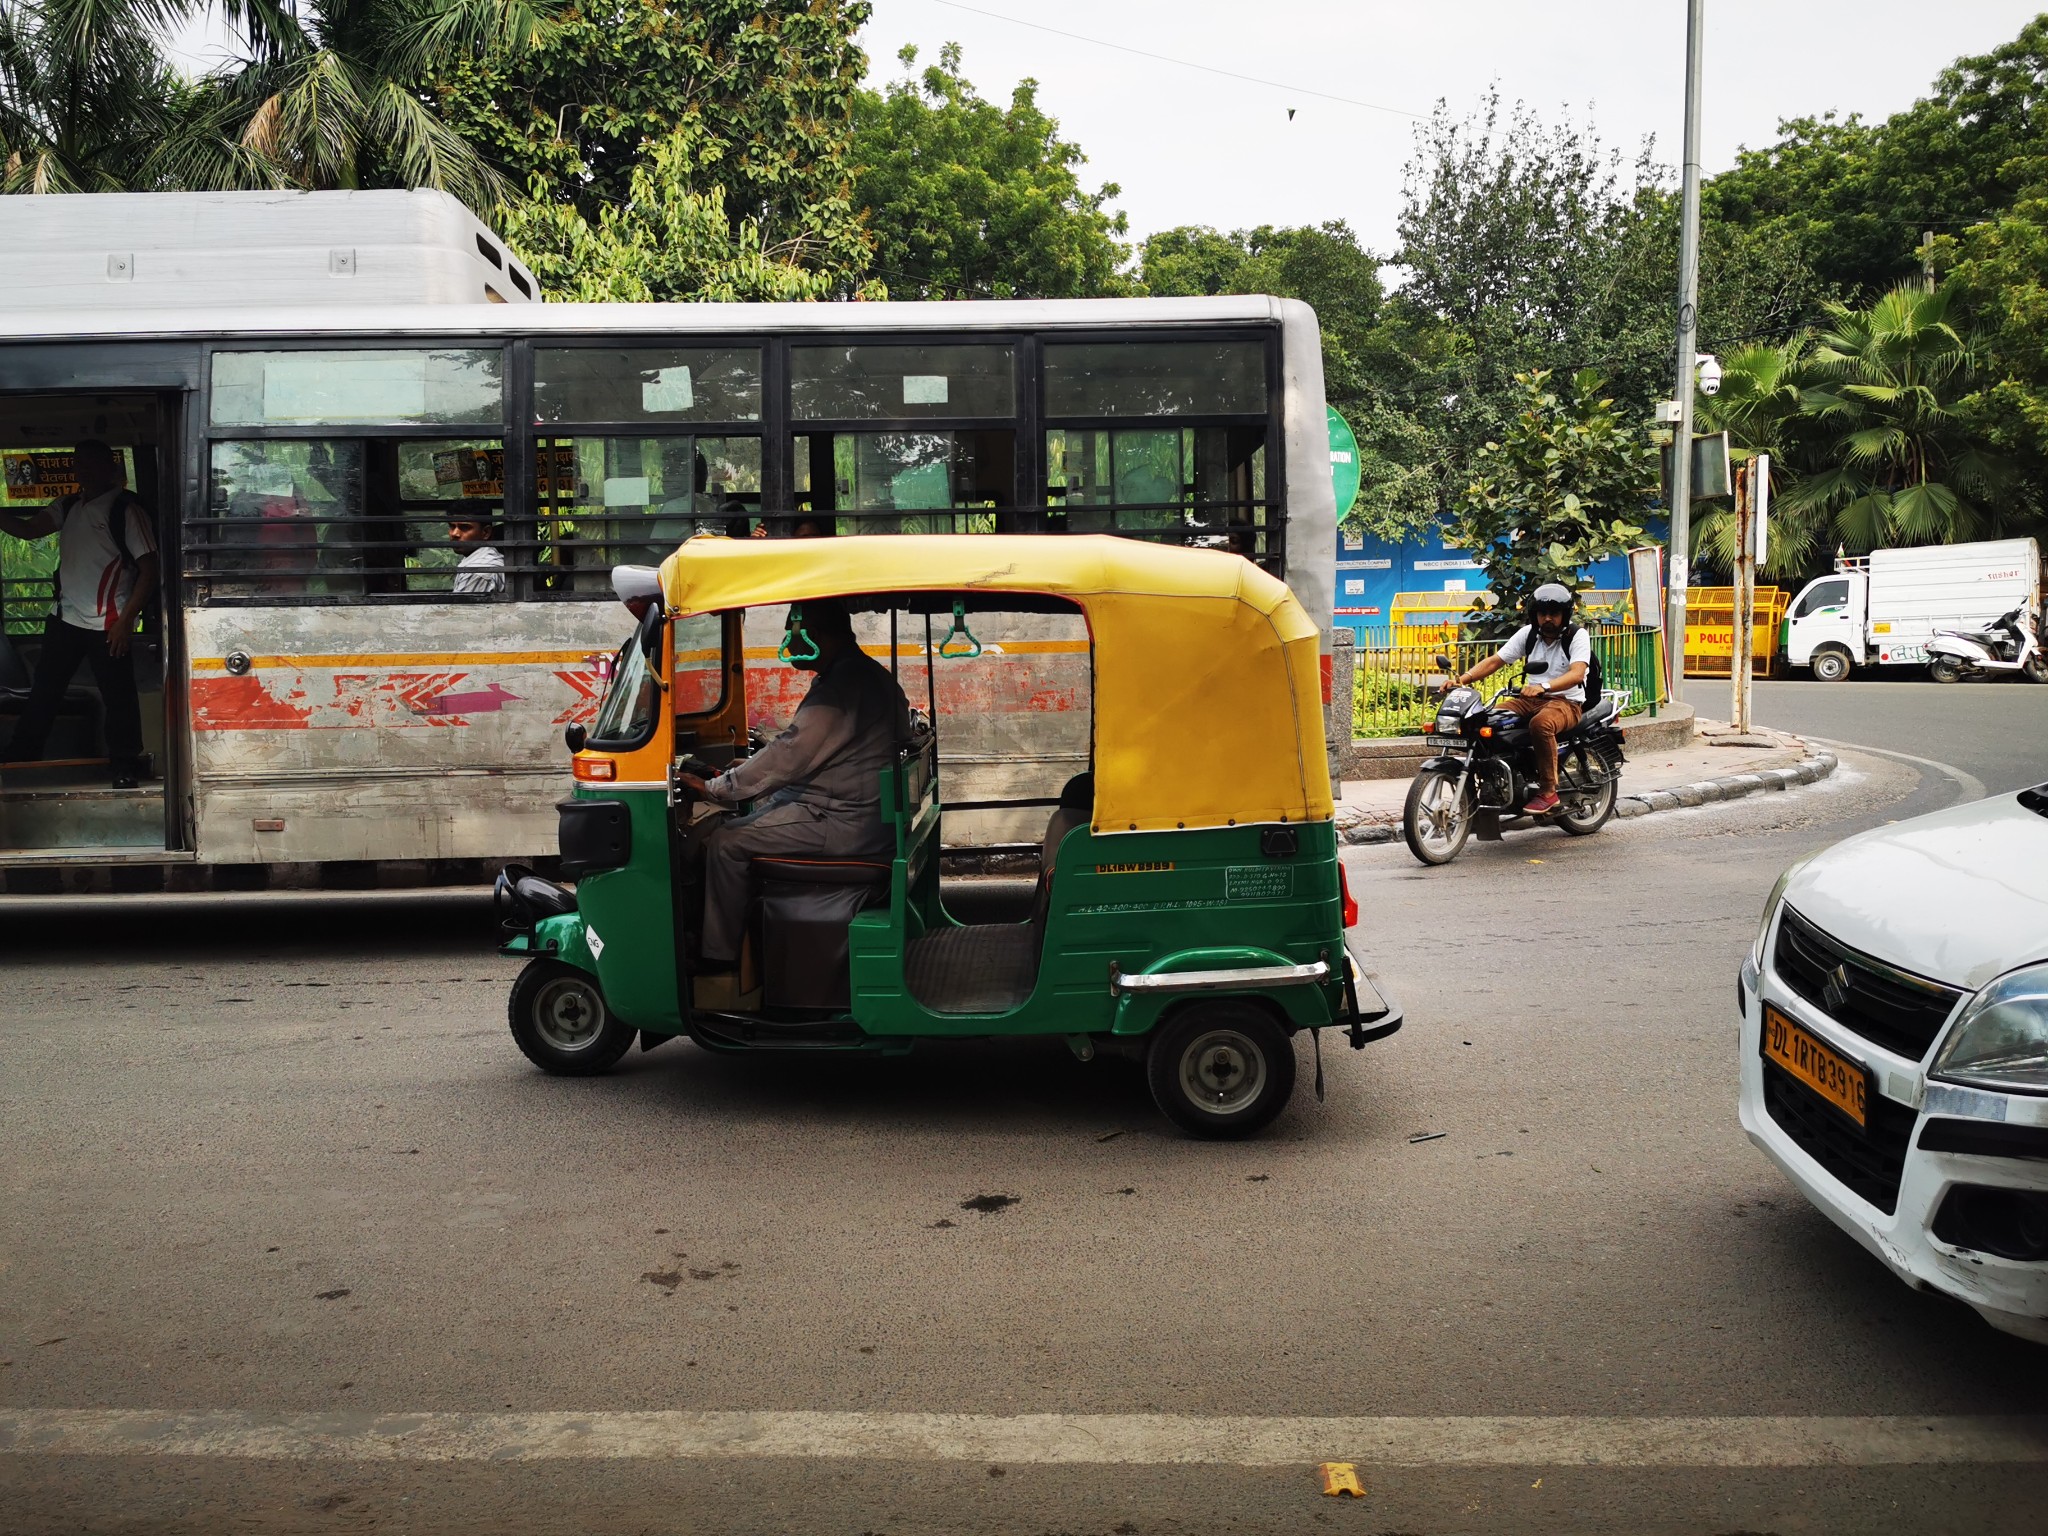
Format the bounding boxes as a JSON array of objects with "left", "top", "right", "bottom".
[
  {"left": 447, "top": 512, "right": 506, "bottom": 596},
  {"left": 0, "top": 440, "right": 157, "bottom": 788}
]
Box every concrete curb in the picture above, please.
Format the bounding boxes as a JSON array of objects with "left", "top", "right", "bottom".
[{"left": 1340, "top": 750, "right": 1840, "bottom": 846}]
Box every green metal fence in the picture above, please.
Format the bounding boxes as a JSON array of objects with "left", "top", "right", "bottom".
[{"left": 1352, "top": 622, "right": 1666, "bottom": 739}]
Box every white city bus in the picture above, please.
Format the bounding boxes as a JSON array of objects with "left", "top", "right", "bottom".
[{"left": 0, "top": 295, "right": 1337, "bottom": 892}]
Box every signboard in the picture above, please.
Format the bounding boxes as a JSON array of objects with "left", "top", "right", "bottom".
[
  {"left": 431, "top": 445, "right": 578, "bottom": 499},
  {"left": 1327, "top": 407, "right": 1360, "bottom": 519},
  {"left": 1659, "top": 432, "right": 1733, "bottom": 503},
  {"left": 4, "top": 450, "right": 80, "bottom": 502}
]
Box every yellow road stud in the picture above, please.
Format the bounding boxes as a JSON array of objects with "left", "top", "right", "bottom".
[{"left": 1319, "top": 1462, "right": 1366, "bottom": 1498}]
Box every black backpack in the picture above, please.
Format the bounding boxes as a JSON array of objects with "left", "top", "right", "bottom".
[{"left": 1560, "top": 622, "right": 1603, "bottom": 712}]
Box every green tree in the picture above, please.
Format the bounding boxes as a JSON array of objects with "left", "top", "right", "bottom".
[
  {"left": 1449, "top": 369, "right": 1655, "bottom": 631},
  {"left": 1784, "top": 282, "right": 2015, "bottom": 551},
  {"left": 1689, "top": 339, "right": 1823, "bottom": 578},
  {"left": 498, "top": 127, "right": 857, "bottom": 301},
  {"left": 0, "top": 0, "right": 268, "bottom": 192},
  {"left": 442, "top": 0, "right": 872, "bottom": 278},
  {"left": 850, "top": 43, "right": 1129, "bottom": 298},
  {"left": 1707, "top": 19, "right": 2048, "bottom": 297},
  {"left": 1941, "top": 174, "right": 2048, "bottom": 477}
]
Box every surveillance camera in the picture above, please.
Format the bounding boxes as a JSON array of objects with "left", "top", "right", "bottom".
[{"left": 1695, "top": 353, "right": 1723, "bottom": 397}]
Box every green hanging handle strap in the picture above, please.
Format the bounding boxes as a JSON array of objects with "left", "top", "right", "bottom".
[
  {"left": 779, "top": 604, "right": 821, "bottom": 663},
  {"left": 937, "top": 600, "right": 981, "bottom": 660}
]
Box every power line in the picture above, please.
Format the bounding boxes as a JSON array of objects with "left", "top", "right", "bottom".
[{"left": 922, "top": 0, "right": 1424, "bottom": 120}]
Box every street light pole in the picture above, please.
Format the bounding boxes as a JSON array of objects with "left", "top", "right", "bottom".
[{"left": 1664, "top": 0, "right": 1706, "bottom": 689}]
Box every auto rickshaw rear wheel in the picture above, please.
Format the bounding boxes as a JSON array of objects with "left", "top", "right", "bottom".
[
  {"left": 508, "top": 959, "right": 635, "bottom": 1075},
  {"left": 1146, "top": 1002, "right": 1296, "bottom": 1139}
]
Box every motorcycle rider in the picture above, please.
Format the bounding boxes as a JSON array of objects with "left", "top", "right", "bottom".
[{"left": 1446, "top": 583, "right": 1591, "bottom": 816}]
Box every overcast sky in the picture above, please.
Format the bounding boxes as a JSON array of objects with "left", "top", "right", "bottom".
[{"left": 170, "top": 1, "right": 2046, "bottom": 254}]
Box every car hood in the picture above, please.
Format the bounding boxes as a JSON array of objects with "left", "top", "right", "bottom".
[{"left": 1786, "top": 790, "right": 2048, "bottom": 992}]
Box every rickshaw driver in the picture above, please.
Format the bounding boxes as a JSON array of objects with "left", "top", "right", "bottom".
[{"left": 675, "top": 600, "right": 911, "bottom": 972}]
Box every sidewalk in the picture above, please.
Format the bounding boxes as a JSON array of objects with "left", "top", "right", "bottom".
[{"left": 1335, "top": 717, "right": 1836, "bottom": 844}]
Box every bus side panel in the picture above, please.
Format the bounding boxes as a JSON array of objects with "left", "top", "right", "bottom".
[{"left": 183, "top": 602, "right": 624, "bottom": 864}]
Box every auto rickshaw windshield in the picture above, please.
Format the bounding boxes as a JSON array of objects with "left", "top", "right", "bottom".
[{"left": 589, "top": 610, "right": 662, "bottom": 748}]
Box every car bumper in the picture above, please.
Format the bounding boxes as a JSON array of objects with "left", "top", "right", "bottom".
[{"left": 1737, "top": 945, "right": 2048, "bottom": 1344}]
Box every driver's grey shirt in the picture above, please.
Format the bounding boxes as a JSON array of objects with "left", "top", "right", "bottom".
[
  {"left": 1495, "top": 624, "right": 1592, "bottom": 703},
  {"left": 702, "top": 648, "right": 911, "bottom": 821}
]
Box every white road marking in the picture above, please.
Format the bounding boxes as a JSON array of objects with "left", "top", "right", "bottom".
[{"left": 3, "top": 1410, "right": 2045, "bottom": 1467}]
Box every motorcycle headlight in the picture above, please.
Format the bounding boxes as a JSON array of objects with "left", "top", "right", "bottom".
[
  {"left": 1929, "top": 962, "right": 2048, "bottom": 1095},
  {"left": 1751, "top": 860, "right": 1806, "bottom": 968},
  {"left": 1434, "top": 712, "right": 1461, "bottom": 735}
]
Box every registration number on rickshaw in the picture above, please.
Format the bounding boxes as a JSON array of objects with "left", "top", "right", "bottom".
[{"left": 1763, "top": 1005, "right": 1868, "bottom": 1126}]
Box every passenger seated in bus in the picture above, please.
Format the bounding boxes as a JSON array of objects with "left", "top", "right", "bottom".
[
  {"left": 447, "top": 513, "right": 506, "bottom": 596},
  {"left": 674, "top": 600, "right": 910, "bottom": 973},
  {"left": 0, "top": 440, "right": 156, "bottom": 787}
]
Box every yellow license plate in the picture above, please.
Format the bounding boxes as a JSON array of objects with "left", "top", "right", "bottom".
[{"left": 1763, "top": 1005, "right": 1868, "bottom": 1126}]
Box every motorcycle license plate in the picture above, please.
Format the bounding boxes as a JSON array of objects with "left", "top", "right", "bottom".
[
  {"left": 1762, "top": 1005, "right": 1868, "bottom": 1126},
  {"left": 1425, "top": 735, "right": 1464, "bottom": 747}
]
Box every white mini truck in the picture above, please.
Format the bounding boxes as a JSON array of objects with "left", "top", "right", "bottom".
[{"left": 1783, "top": 536, "right": 2041, "bottom": 681}]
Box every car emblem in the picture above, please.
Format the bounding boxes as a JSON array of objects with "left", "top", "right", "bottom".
[{"left": 1822, "top": 964, "right": 1852, "bottom": 1014}]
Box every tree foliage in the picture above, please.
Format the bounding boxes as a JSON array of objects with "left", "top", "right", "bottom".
[
  {"left": 850, "top": 43, "right": 1129, "bottom": 299},
  {"left": 1450, "top": 369, "right": 1655, "bottom": 629}
]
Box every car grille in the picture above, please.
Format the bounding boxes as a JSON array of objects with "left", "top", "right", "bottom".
[
  {"left": 1761, "top": 1061, "right": 1917, "bottom": 1215},
  {"left": 1773, "top": 905, "right": 1964, "bottom": 1061}
]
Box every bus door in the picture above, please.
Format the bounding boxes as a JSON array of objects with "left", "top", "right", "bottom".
[{"left": 0, "top": 390, "right": 182, "bottom": 856}]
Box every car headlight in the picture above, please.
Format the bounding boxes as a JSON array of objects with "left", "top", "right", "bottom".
[
  {"left": 1929, "top": 962, "right": 2048, "bottom": 1095},
  {"left": 1751, "top": 860, "right": 1806, "bottom": 968}
]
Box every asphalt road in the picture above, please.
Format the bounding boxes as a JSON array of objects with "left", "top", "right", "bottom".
[
  {"left": 3, "top": 706, "right": 2045, "bottom": 1533},
  {"left": 1682, "top": 671, "right": 2048, "bottom": 795}
]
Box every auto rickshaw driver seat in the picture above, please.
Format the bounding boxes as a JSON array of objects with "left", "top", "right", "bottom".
[{"left": 751, "top": 856, "right": 892, "bottom": 1010}]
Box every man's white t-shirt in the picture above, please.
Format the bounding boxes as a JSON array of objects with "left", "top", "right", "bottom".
[
  {"left": 1495, "top": 623, "right": 1592, "bottom": 703},
  {"left": 55, "top": 489, "right": 156, "bottom": 632},
  {"left": 453, "top": 544, "right": 506, "bottom": 596}
]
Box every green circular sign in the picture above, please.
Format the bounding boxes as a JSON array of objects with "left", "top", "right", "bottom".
[{"left": 1327, "top": 406, "right": 1361, "bottom": 519}]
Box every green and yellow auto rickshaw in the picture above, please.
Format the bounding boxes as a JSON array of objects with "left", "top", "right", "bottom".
[{"left": 495, "top": 534, "right": 1400, "bottom": 1137}]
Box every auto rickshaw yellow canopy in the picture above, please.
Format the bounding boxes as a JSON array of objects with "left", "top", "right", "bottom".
[{"left": 657, "top": 534, "right": 1332, "bottom": 835}]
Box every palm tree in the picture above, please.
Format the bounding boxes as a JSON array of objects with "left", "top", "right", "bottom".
[
  {"left": 1690, "top": 338, "right": 1824, "bottom": 578},
  {"left": 0, "top": 0, "right": 273, "bottom": 192},
  {"left": 199, "top": 0, "right": 561, "bottom": 212},
  {"left": 1785, "top": 281, "right": 2014, "bottom": 551}
]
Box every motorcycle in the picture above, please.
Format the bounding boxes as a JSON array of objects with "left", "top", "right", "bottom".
[
  {"left": 1400, "top": 654, "right": 1627, "bottom": 867},
  {"left": 1925, "top": 607, "right": 2048, "bottom": 684}
]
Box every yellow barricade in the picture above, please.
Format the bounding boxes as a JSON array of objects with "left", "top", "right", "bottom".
[
  {"left": 1388, "top": 588, "right": 1638, "bottom": 648},
  {"left": 1684, "top": 587, "right": 1786, "bottom": 677}
]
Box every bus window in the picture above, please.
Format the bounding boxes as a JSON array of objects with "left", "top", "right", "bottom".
[
  {"left": 211, "top": 349, "right": 501, "bottom": 427},
  {"left": 1047, "top": 426, "right": 1269, "bottom": 556},
  {"left": 207, "top": 441, "right": 367, "bottom": 598},
  {"left": 790, "top": 344, "right": 1014, "bottom": 420},
  {"left": 534, "top": 348, "right": 762, "bottom": 425},
  {"left": 395, "top": 441, "right": 507, "bottom": 593},
  {"left": 535, "top": 435, "right": 762, "bottom": 592},
  {"left": 1042, "top": 340, "right": 1266, "bottom": 417},
  {"left": 792, "top": 431, "right": 1012, "bottom": 535}
]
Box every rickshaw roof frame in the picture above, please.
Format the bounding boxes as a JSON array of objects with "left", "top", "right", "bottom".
[{"left": 657, "top": 534, "right": 1332, "bottom": 835}]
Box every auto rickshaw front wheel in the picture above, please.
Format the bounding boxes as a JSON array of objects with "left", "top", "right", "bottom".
[
  {"left": 508, "top": 959, "right": 635, "bottom": 1076},
  {"left": 1146, "top": 1002, "right": 1296, "bottom": 1139}
]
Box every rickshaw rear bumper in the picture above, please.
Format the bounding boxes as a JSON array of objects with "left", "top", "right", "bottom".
[{"left": 1338, "top": 932, "right": 1404, "bottom": 1048}]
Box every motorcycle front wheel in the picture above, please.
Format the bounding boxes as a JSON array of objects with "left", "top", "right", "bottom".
[{"left": 1403, "top": 772, "right": 1473, "bottom": 866}]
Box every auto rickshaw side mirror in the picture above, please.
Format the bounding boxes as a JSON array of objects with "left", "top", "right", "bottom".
[
  {"left": 564, "top": 724, "right": 587, "bottom": 753},
  {"left": 1434, "top": 653, "right": 1453, "bottom": 671}
]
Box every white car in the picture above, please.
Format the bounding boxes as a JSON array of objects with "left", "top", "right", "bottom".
[{"left": 1738, "top": 782, "right": 2048, "bottom": 1342}]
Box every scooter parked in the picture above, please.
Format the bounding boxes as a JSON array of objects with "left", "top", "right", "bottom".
[
  {"left": 1400, "top": 653, "right": 1627, "bottom": 866},
  {"left": 1925, "top": 607, "right": 2048, "bottom": 684}
]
